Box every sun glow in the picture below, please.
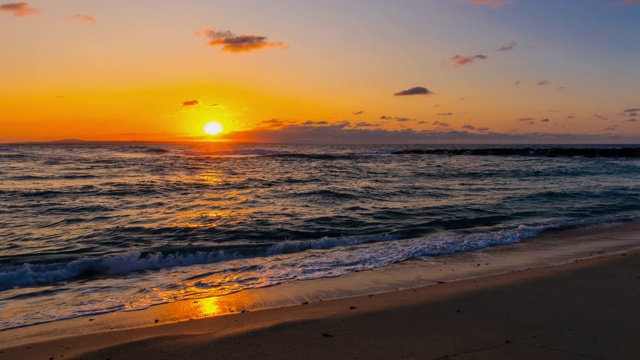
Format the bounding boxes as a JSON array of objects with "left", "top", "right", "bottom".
[{"left": 204, "top": 121, "right": 224, "bottom": 135}]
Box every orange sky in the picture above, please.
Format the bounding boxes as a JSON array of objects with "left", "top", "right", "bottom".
[{"left": 1, "top": 0, "right": 639, "bottom": 144}]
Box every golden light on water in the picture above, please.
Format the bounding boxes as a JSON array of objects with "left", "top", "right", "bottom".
[{"left": 204, "top": 121, "right": 224, "bottom": 135}]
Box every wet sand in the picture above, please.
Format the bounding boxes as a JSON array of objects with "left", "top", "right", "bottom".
[{"left": 2, "top": 249, "right": 639, "bottom": 360}]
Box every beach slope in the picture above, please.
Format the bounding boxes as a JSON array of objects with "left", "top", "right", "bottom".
[{"left": 2, "top": 252, "right": 639, "bottom": 360}]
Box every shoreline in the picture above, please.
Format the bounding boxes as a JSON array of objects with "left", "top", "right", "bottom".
[
  {"left": 1, "top": 224, "right": 639, "bottom": 359},
  {"left": 2, "top": 249, "right": 639, "bottom": 359}
]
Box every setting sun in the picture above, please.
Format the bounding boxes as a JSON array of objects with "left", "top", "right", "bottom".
[{"left": 204, "top": 121, "right": 224, "bottom": 135}]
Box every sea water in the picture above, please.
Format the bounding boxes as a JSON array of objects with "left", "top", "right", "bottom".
[{"left": 1, "top": 143, "right": 639, "bottom": 330}]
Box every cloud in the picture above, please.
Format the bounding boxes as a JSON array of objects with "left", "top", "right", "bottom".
[
  {"left": 437, "top": 112, "right": 453, "bottom": 116},
  {"left": 0, "top": 2, "right": 40, "bottom": 16},
  {"left": 462, "top": 125, "right": 476, "bottom": 130},
  {"left": 514, "top": 80, "right": 522, "bottom": 86},
  {"left": 355, "top": 122, "right": 382, "bottom": 127},
  {"left": 182, "top": 100, "right": 199, "bottom": 106},
  {"left": 394, "top": 86, "right": 432, "bottom": 96},
  {"left": 517, "top": 117, "right": 535, "bottom": 125},
  {"left": 567, "top": 113, "right": 576, "bottom": 119},
  {"left": 70, "top": 14, "right": 96, "bottom": 25},
  {"left": 418, "top": 121, "right": 429, "bottom": 124},
  {"left": 433, "top": 121, "right": 450, "bottom": 127},
  {"left": 622, "top": 108, "right": 640, "bottom": 113},
  {"left": 218, "top": 122, "right": 634, "bottom": 144},
  {"left": 626, "top": 118, "right": 637, "bottom": 122},
  {"left": 197, "top": 29, "right": 289, "bottom": 53},
  {"left": 498, "top": 41, "right": 517, "bottom": 51},
  {"left": 352, "top": 111, "right": 364, "bottom": 115},
  {"left": 607, "top": 0, "right": 639, "bottom": 6},
  {"left": 538, "top": 80, "right": 549, "bottom": 86},
  {"left": 451, "top": 54, "right": 488, "bottom": 66},
  {"left": 557, "top": 86, "right": 567, "bottom": 91},
  {"left": 301, "top": 120, "right": 329, "bottom": 125},
  {"left": 540, "top": 118, "right": 550, "bottom": 123},
  {"left": 605, "top": 125, "right": 618, "bottom": 131},
  {"left": 380, "top": 116, "right": 413, "bottom": 122},
  {"left": 466, "top": 0, "right": 513, "bottom": 8}
]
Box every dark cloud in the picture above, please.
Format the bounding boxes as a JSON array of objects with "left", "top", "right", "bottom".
[
  {"left": 0, "top": 2, "right": 39, "bottom": 16},
  {"left": 462, "top": 125, "right": 476, "bottom": 130},
  {"left": 567, "top": 114, "right": 576, "bottom": 119},
  {"left": 302, "top": 120, "right": 329, "bottom": 126},
  {"left": 380, "top": 116, "right": 413, "bottom": 122},
  {"left": 260, "top": 118, "right": 285, "bottom": 125},
  {"left": 433, "top": 121, "right": 450, "bottom": 127},
  {"left": 538, "top": 80, "right": 549, "bottom": 86},
  {"left": 437, "top": 112, "right": 453, "bottom": 116},
  {"left": 605, "top": 125, "right": 618, "bottom": 131},
  {"left": 197, "top": 29, "right": 289, "bottom": 52},
  {"left": 626, "top": 118, "right": 637, "bottom": 122},
  {"left": 557, "top": 86, "right": 567, "bottom": 91},
  {"left": 514, "top": 80, "right": 522, "bottom": 86},
  {"left": 218, "top": 123, "right": 632, "bottom": 144},
  {"left": 418, "top": 121, "right": 429, "bottom": 124},
  {"left": 451, "top": 54, "right": 488, "bottom": 66},
  {"left": 540, "top": 118, "right": 550, "bottom": 123},
  {"left": 182, "top": 100, "right": 199, "bottom": 106},
  {"left": 70, "top": 14, "right": 96, "bottom": 25},
  {"left": 394, "top": 87, "right": 432, "bottom": 96},
  {"left": 355, "top": 122, "right": 381, "bottom": 127},
  {"left": 498, "top": 41, "right": 517, "bottom": 51},
  {"left": 352, "top": 111, "right": 364, "bottom": 115},
  {"left": 622, "top": 108, "right": 640, "bottom": 113}
]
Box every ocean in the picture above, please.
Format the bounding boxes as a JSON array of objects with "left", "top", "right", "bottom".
[{"left": 1, "top": 143, "right": 640, "bottom": 331}]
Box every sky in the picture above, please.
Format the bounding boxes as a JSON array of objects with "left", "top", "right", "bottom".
[{"left": 1, "top": 0, "right": 639, "bottom": 144}]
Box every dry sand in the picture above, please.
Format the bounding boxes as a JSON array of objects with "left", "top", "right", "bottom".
[{"left": 1, "top": 250, "right": 639, "bottom": 360}]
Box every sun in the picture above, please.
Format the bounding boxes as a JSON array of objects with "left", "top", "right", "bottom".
[{"left": 204, "top": 121, "right": 224, "bottom": 135}]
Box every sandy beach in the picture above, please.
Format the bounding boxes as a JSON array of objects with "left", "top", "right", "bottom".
[{"left": 1, "top": 248, "right": 638, "bottom": 360}]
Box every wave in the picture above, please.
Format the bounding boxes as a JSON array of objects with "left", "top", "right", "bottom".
[
  {"left": 0, "top": 233, "right": 401, "bottom": 289},
  {"left": 2, "top": 214, "right": 636, "bottom": 290},
  {"left": 392, "top": 147, "right": 640, "bottom": 158}
]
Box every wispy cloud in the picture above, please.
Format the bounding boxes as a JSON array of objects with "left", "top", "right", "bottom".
[
  {"left": 498, "top": 41, "right": 517, "bottom": 51},
  {"left": 0, "top": 2, "right": 40, "bottom": 16},
  {"left": 451, "top": 54, "right": 487, "bottom": 66},
  {"left": 70, "top": 14, "right": 96, "bottom": 25},
  {"left": 352, "top": 111, "right": 364, "bottom": 115},
  {"left": 514, "top": 80, "right": 522, "bottom": 86},
  {"left": 538, "top": 80, "right": 549, "bottom": 86},
  {"left": 197, "top": 29, "right": 289, "bottom": 52},
  {"left": 466, "top": 0, "right": 513, "bottom": 8},
  {"left": 394, "top": 86, "right": 432, "bottom": 96},
  {"left": 462, "top": 125, "right": 476, "bottom": 130}
]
